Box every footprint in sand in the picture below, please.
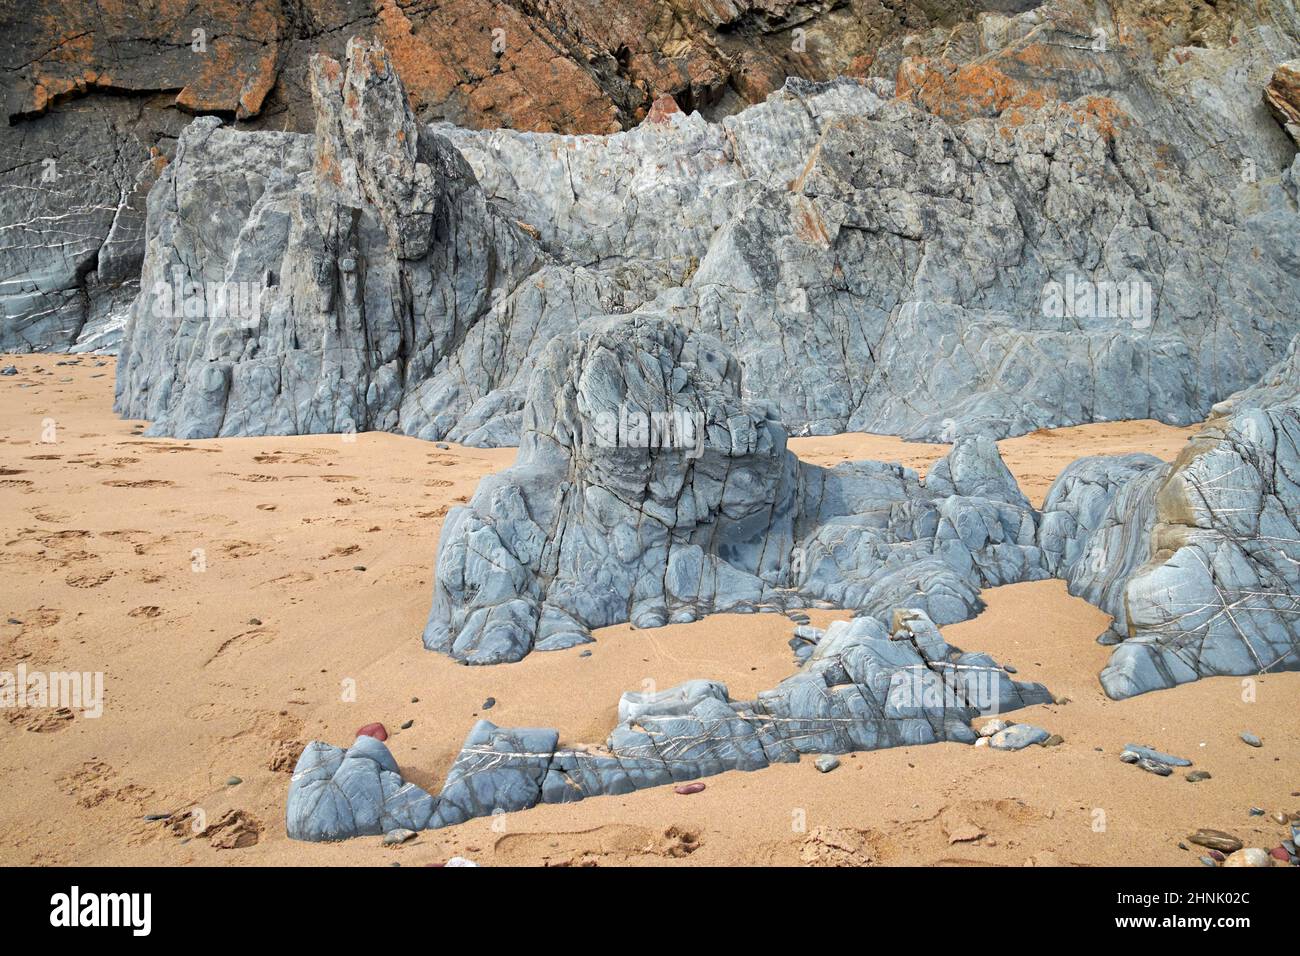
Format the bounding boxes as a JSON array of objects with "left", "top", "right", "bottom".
[
  {"left": 4, "top": 707, "right": 75, "bottom": 733},
  {"left": 101, "top": 479, "right": 174, "bottom": 488},
  {"left": 0, "top": 468, "right": 28, "bottom": 476},
  {"left": 221, "top": 541, "right": 261, "bottom": 558},
  {"left": 204, "top": 626, "right": 277, "bottom": 666},
  {"left": 64, "top": 570, "right": 113, "bottom": 588},
  {"left": 494, "top": 824, "right": 701, "bottom": 865},
  {"left": 128, "top": 606, "right": 163, "bottom": 619}
]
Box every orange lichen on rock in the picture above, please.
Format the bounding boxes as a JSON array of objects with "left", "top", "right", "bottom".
[{"left": 897, "top": 57, "right": 1052, "bottom": 123}]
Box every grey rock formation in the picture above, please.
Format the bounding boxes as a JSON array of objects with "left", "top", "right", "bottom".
[
  {"left": 1098, "top": 405, "right": 1300, "bottom": 698},
  {"left": 114, "top": 1, "right": 1300, "bottom": 445},
  {"left": 286, "top": 735, "right": 437, "bottom": 841},
  {"left": 0, "top": 97, "right": 188, "bottom": 353},
  {"left": 424, "top": 313, "right": 1046, "bottom": 664},
  {"left": 1041, "top": 398, "right": 1300, "bottom": 698},
  {"left": 288, "top": 607, "right": 1050, "bottom": 840}
]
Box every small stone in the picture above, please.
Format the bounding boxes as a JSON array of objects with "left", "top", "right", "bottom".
[
  {"left": 1209, "top": 849, "right": 1226, "bottom": 862},
  {"left": 974, "top": 737, "right": 989, "bottom": 748},
  {"left": 1198, "top": 855, "right": 1217, "bottom": 867},
  {"left": 1269, "top": 810, "right": 1290, "bottom": 825},
  {"left": 6, "top": 618, "right": 20, "bottom": 625},
  {"left": 410, "top": 697, "right": 419, "bottom": 703},
  {"left": 248, "top": 617, "right": 262, "bottom": 626},
  {"left": 579, "top": 650, "right": 592, "bottom": 657},
  {"left": 788, "top": 612, "right": 811, "bottom": 625},
  {"left": 674, "top": 782, "right": 706, "bottom": 795},
  {"left": 0, "top": 366, "right": 17, "bottom": 376},
  {"left": 144, "top": 813, "right": 171, "bottom": 821},
  {"left": 1042, "top": 734, "right": 1064, "bottom": 747},
  {"left": 353, "top": 565, "right": 366, "bottom": 572},
  {"left": 1248, "top": 806, "right": 1265, "bottom": 816},
  {"left": 225, "top": 776, "right": 242, "bottom": 786},
  {"left": 1123, "top": 744, "right": 1192, "bottom": 767},
  {"left": 1136, "top": 757, "right": 1172, "bottom": 776},
  {"left": 1119, "top": 750, "right": 1140, "bottom": 764},
  {"left": 383, "top": 828, "right": 416, "bottom": 846},
  {"left": 400, "top": 719, "right": 414, "bottom": 729},
  {"left": 1223, "top": 848, "right": 1273, "bottom": 867},
  {"left": 1240, "top": 732, "right": 1262, "bottom": 747},
  {"left": 814, "top": 755, "right": 840, "bottom": 773},
  {"left": 989, "top": 725, "right": 1049, "bottom": 751},
  {"left": 445, "top": 856, "right": 478, "bottom": 866},
  {"left": 356, "top": 722, "right": 388, "bottom": 742},
  {"left": 1269, "top": 846, "right": 1291, "bottom": 862},
  {"left": 1003, "top": 664, "right": 1017, "bottom": 674},
  {"left": 434, "top": 442, "right": 450, "bottom": 450},
  {"left": 1188, "top": 829, "right": 1243, "bottom": 854},
  {"left": 1185, "top": 770, "right": 1212, "bottom": 782},
  {"left": 977, "top": 719, "right": 1011, "bottom": 738},
  {"left": 482, "top": 697, "right": 496, "bottom": 710}
]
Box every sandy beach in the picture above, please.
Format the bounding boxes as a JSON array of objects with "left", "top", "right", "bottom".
[{"left": 2, "top": 353, "right": 1295, "bottom": 867}]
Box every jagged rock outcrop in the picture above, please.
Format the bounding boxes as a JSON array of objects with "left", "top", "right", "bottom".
[
  {"left": 1039, "top": 397, "right": 1300, "bottom": 698},
  {"left": 0, "top": 0, "right": 993, "bottom": 352},
  {"left": 288, "top": 608, "right": 1051, "bottom": 840},
  {"left": 1098, "top": 405, "right": 1300, "bottom": 698},
  {"left": 111, "top": 0, "right": 1300, "bottom": 443},
  {"left": 424, "top": 313, "right": 1046, "bottom": 663}
]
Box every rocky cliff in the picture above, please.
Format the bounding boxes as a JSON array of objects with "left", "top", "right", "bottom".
[
  {"left": 110, "top": 0, "right": 1300, "bottom": 445},
  {"left": 1, "top": 0, "right": 1000, "bottom": 352}
]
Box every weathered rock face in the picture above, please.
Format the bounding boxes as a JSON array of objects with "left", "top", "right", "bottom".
[
  {"left": 1040, "top": 395, "right": 1300, "bottom": 699},
  {"left": 1098, "top": 405, "right": 1300, "bottom": 698},
  {"left": 110, "top": 0, "right": 1300, "bottom": 443},
  {"left": 0, "top": 0, "right": 995, "bottom": 352},
  {"left": 289, "top": 608, "right": 1051, "bottom": 840},
  {"left": 425, "top": 313, "right": 1046, "bottom": 664}
]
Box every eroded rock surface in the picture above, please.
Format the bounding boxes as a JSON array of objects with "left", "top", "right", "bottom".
[
  {"left": 1039, "top": 399, "right": 1300, "bottom": 698},
  {"left": 109, "top": 1, "right": 1300, "bottom": 442},
  {"left": 288, "top": 608, "right": 1050, "bottom": 840},
  {"left": 0, "top": 0, "right": 993, "bottom": 351},
  {"left": 424, "top": 313, "right": 1046, "bottom": 664}
]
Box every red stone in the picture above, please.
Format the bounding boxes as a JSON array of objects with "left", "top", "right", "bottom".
[
  {"left": 674, "top": 782, "right": 706, "bottom": 795},
  {"left": 645, "top": 95, "right": 683, "bottom": 125},
  {"left": 1270, "top": 846, "right": 1291, "bottom": 861},
  {"left": 356, "top": 722, "right": 388, "bottom": 742}
]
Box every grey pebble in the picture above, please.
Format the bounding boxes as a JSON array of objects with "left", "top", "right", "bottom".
[
  {"left": 226, "top": 776, "right": 242, "bottom": 786},
  {"left": 482, "top": 697, "right": 496, "bottom": 710},
  {"left": 814, "top": 755, "right": 840, "bottom": 773},
  {"left": 400, "top": 719, "right": 413, "bottom": 729},
  {"left": 1240, "top": 732, "right": 1262, "bottom": 747}
]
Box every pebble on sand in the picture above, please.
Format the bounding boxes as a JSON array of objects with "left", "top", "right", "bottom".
[
  {"left": 1240, "top": 732, "right": 1263, "bottom": 747},
  {"left": 990, "top": 724, "right": 1050, "bottom": 750},
  {"left": 674, "top": 783, "right": 706, "bottom": 795},
  {"left": 383, "top": 828, "right": 417, "bottom": 846},
  {"left": 1185, "top": 770, "right": 1212, "bottom": 782},
  {"left": 356, "top": 722, "right": 388, "bottom": 742},
  {"left": 1123, "top": 744, "right": 1191, "bottom": 767},
  {"left": 1223, "top": 848, "right": 1273, "bottom": 867},
  {"left": 482, "top": 697, "right": 496, "bottom": 710},
  {"left": 1136, "top": 757, "right": 1172, "bottom": 776},
  {"left": 1188, "top": 829, "right": 1243, "bottom": 854},
  {"left": 977, "top": 719, "right": 1011, "bottom": 738},
  {"left": 400, "top": 719, "right": 414, "bottom": 729},
  {"left": 814, "top": 755, "right": 840, "bottom": 773},
  {"left": 226, "top": 776, "right": 242, "bottom": 786}
]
